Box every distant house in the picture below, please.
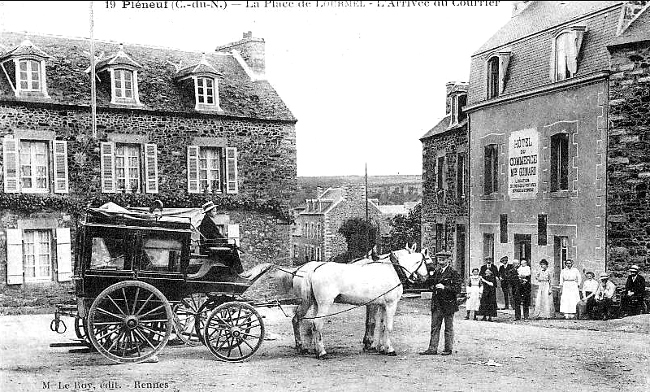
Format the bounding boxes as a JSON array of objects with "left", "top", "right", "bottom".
[
  {"left": 291, "top": 185, "right": 382, "bottom": 264},
  {"left": 420, "top": 81, "right": 469, "bottom": 277}
]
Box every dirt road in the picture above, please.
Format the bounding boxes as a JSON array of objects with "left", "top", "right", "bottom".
[{"left": 1, "top": 298, "right": 648, "bottom": 392}]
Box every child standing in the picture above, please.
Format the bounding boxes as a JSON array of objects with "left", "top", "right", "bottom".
[{"left": 465, "top": 268, "right": 481, "bottom": 320}]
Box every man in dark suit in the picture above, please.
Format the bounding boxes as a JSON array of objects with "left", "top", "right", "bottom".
[
  {"left": 480, "top": 257, "right": 500, "bottom": 280},
  {"left": 507, "top": 259, "right": 523, "bottom": 320},
  {"left": 498, "top": 256, "right": 511, "bottom": 309},
  {"left": 420, "top": 251, "right": 461, "bottom": 356},
  {"left": 622, "top": 265, "right": 646, "bottom": 316}
]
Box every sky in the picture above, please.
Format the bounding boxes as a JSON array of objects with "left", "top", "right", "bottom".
[{"left": 0, "top": 1, "right": 513, "bottom": 177}]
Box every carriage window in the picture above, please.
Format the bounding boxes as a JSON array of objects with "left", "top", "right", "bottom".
[
  {"left": 140, "top": 236, "right": 182, "bottom": 272},
  {"left": 90, "top": 237, "right": 126, "bottom": 270}
]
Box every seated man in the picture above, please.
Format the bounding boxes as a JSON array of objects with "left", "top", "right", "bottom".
[
  {"left": 594, "top": 272, "right": 616, "bottom": 320},
  {"left": 621, "top": 265, "right": 646, "bottom": 316},
  {"left": 198, "top": 201, "right": 243, "bottom": 274}
]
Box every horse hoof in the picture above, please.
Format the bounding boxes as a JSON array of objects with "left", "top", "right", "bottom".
[
  {"left": 363, "top": 346, "right": 377, "bottom": 353},
  {"left": 316, "top": 353, "right": 329, "bottom": 360}
]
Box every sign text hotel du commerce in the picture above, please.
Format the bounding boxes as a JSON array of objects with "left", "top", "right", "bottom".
[{"left": 508, "top": 128, "right": 539, "bottom": 199}]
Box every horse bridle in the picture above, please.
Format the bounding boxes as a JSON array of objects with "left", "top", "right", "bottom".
[{"left": 390, "top": 252, "right": 430, "bottom": 285}]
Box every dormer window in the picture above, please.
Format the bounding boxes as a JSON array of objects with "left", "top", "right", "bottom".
[
  {"left": 92, "top": 44, "right": 142, "bottom": 106},
  {"left": 486, "top": 50, "right": 511, "bottom": 99},
  {"left": 0, "top": 39, "right": 50, "bottom": 98},
  {"left": 196, "top": 77, "right": 216, "bottom": 105},
  {"left": 173, "top": 53, "right": 223, "bottom": 112},
  {"left": 450, "top": 93, "right": 467, "bottom": 126},
  {"left": 552, "top": 26, "right": 586, "bottom": 82}
]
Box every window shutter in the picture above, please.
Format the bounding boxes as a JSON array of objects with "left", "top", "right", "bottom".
[
  {"left": 56, "top": 228, "right": 72, "bottom": 282},
  {"left": 144, "top": 143, "right": 159, "bottom": 194},
  {"left": 53, "top": 140, "right": 69, "bottom": 194},
  {"left": 225, "top": 147, "right": 238, "bottom": 194},
  {"left": 187, "top": 145, "right": 200, "bottom": 193},
  {"left": 6, "top": 229, "right": 23, "bottom": 285},
  {"left": 100, "top": 142, "right": 116, "bottom": 193},
  {"left": 3, "top": 136, "right": 20, "bottom": 193}
]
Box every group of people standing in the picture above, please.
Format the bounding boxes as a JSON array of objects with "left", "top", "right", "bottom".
[{"left": 464, "top": 256, "right": 539, "bottom": 321}]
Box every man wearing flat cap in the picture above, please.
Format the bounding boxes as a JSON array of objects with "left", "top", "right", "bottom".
[
  {"left": 594, "top": 272, "right": 616, "bottom": 320},
  {"left": 622, "top": 265, "right": 646, "bottom": 316},
  {"left": 420, "top": 250, "right": 461, "bottom": 356}
]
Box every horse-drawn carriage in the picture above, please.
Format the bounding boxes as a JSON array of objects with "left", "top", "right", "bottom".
[{"left": 50, "top": 204, "right": 271, "bottom": 364}]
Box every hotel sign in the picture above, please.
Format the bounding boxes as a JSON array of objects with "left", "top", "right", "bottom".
[{"left": 508, "top": 128, "right": 539, "bottom": 199}]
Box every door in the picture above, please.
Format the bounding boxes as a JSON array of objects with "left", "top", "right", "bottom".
[
  {"left": 514, "top": 234, "right": 531, "bottom": 263},
  {"left": 456, "top": 224, "right": 466, "bottom": 278}
]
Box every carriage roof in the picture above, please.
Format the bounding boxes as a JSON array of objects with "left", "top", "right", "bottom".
[{"left": 84, "top": 207, "right": 193, "bottom": 232}]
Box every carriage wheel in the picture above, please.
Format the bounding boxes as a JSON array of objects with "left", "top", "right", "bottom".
[
  {"left": 203, "top": 302, "right": 265, "bottom": 362},
  {"left": 173, "top": 293, "right": 207, "bottom": 346},
  {"left": 193, "top": 296, "right": 232, "bottom": 345},
  {"left": 74, "top": 317, "right": 92, "bottom": 347},
  {"left": 87, "top": 281, "right": 172, "bottom": 364}
]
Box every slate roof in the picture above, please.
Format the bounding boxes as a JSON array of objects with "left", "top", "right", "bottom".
[
  {"left": 0, "top": 31, "right": 296, "bottom": 122},
  {"left": 610, "top": 5, "right": 650, "bottom": 47},
  {"left": 474, "top": 1, "right": 623, "bottom": 55},
  {"left": 420, "top": 114, "right": 467, "bottom": 140}
]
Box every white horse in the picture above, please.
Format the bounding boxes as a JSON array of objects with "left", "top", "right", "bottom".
[{"left": 275, "top": 245, "right": 430, "bottom": 358}]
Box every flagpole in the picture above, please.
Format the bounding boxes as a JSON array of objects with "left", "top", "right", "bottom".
[{"left": 89, "top": 1, "right": 97, "bottom": 138}]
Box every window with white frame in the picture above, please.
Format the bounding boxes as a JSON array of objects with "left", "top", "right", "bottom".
[
  {"left": 100, "top": 141, "right": 158, "bottom": 194},
  {"left": 450, "top": 93, "right": 467, "bottom": 126},
  {"left": 22, "top": 229, "right": 52, "bottom": 282},
  {"left": 553, "top": 27, "right": 586, "bottom": 82},
  {"left": 18, "top": 60, "right": 41, "bottom": 91},
  {"left": 187, "top": 146, "right": 238, "bottom": 194},
  {"left": 2, "top": 136, "right": 68, "bottom": 194},
  {"left": 196, "top": 77, "right": 216, "bottom": 105},
  {"left": 113, "top": 69, "right": 134, "bottom": 100},
  {"left": 5, "top": 227, "right": 72, "bottom": 285}
]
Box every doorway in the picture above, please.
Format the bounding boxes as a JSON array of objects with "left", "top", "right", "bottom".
[
  {"left": 456, "top": 224, "right": 466, "bottom": 279},
  {"left": 514, "top": 234, "right": 531, "bottom": 263}
]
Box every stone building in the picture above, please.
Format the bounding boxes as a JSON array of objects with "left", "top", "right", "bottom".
[
  {"left": 0, "top": 31, "right": 297, "bottom": 287},
  {"left": 465, "top": 1, "right": 649, "bottom": 286},
  {"left": 421, "top": 81, "right": 469, "bottom": 277},
  {"left": 291, "top": 185, "right": 382, "bottom": 264},
  {"left": 606, "top": 2, "right": 650, "bottom": 280}
]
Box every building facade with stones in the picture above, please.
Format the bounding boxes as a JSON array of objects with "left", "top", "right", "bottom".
[
  {"left": 291, "top": 185, "right": 382, "bottom": 264},
  {"left": 606, "top": 2, "right": 650, "bottom": 281},
  {"left": 421, "top": 82, "right": 469, "bottom": 278},
  {"left": 465, "top": 1, "right": 649, "bottom": 288},
  {"left": 0, "top": 31, "right": 297, "bottom": 287}
]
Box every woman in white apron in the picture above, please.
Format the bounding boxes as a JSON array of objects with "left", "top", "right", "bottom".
[{"left": 559, "top": 259, "right": 582, "bottom": 319}]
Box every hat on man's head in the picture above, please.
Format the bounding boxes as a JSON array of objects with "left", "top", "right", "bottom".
[
  {"left": 599, "top": 272, "right": 609, "bottom": 280},
  {"left": 435, "top": 251, "right": 452, "bottom": 258},
  {"left": 629, "top": 265, "right": 640, "bottom": 272},
  {"left": 484, "top": 257, "right": 494, "bottom": 263},
  {"left": 201, "top": 201, "right": 217, "bottom": 214},
  {"left": 499, "top": 256, "right": 508, "bottom": 264}
]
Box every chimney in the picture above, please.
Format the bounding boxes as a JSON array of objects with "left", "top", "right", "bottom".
[
  {"left": 512, "top": 1, "right": 531, "bottom": 17},
  {"left": 215, "top": 31, "right": 265, "bottom": 75},
  {"left": 316, "top": 186, "right": 323, "bottom": 198}
]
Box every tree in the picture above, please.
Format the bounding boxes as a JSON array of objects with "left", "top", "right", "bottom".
[
  {"left": 336, "top": 218, "right": 378, "bottom": 261},
  {"left": 387, "top": 203, "right": 421, "bottom": 251}
]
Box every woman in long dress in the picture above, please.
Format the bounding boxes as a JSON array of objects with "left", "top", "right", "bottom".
[
  {"left": 559, "top": 259, "right": 582, "bottom": 319},
  {"left": 465, "top": 268, "right": 481, "bottom": 320},
  {"left": 532, "top": 259, "right": 554, "bottom": 319},
  {"left": 478, "top": 269, "right": 497, "bottom": 321}
]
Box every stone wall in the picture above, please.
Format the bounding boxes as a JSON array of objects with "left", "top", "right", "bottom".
[
  {"left": 421, "top": 127, "right": 468, "bottom": 253},
  {"left": 607, "top": 41, "right": 650, "bottom": 284}
]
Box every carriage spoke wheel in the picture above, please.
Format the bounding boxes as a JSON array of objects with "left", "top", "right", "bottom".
[
  {"left": 173, "top": 293, "right": 207, "bottom": 346},
  {"left": 74, "top": 317, "right": 92, "bottom": 347},
  {"left": 87, "top": 281, "right": 172, "bottom": 364},
  {"left": 194, "top": 296, "right": 231, "bottom": 345},
  {"left": 203, "top": 302, "right": 265, "bottom": 362}
]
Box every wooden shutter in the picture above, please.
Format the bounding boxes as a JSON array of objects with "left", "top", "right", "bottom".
[
  {"left": 100, "top": 142, "right": 115, "bottom": 193},
  {"left": 187, "top": 145, "right": 200, "bottom": 193},
  {"left": 144, "top": 143, "right": 159, "bottom": 194},
  {"left": 3, "top": 136, "right": 20, "bottom": 193},
  {"left": 56, "top": 228, "right": 72, "bottom": 282},
  {"left": 6, "top": 229, "right": 23, "bottom": 285},
  {"left": 225, "top": 147, "right": 238, "bottom": 194},
  {"left": 53, "top": 140, "right": 69, "bottom": 194}
]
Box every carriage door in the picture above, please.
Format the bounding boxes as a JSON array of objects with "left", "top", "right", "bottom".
[
  {"left": 136, "top": 230, "right": 185, "bottom": 296},
  {"left": 514, "top": 234, "right": 531, "bottom": 263},
  {"left": 456, "top": 224, "right": 466, "bottom": 278}
]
